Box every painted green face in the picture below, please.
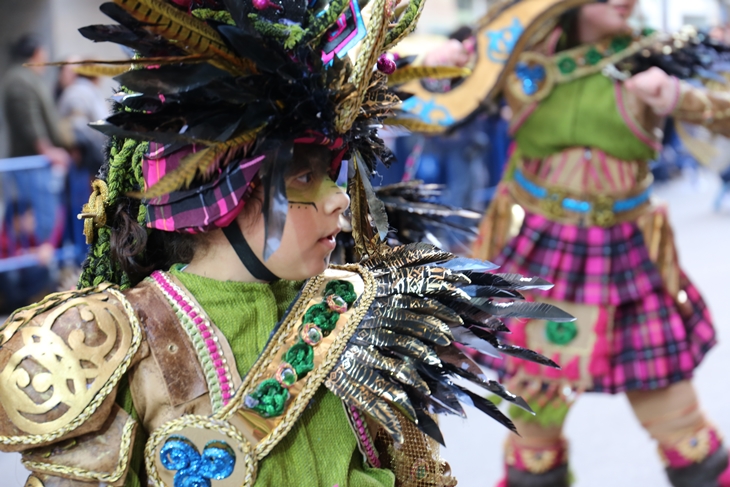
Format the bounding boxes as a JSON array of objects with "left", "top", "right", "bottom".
[
  {"left": 245, "top": 143, "right": 348, "bottom": 281},
  {"left": 285, "top": 144, "right": 343, "bottom": 211}
]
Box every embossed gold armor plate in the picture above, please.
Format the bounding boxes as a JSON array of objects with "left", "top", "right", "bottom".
[{"left": 0, "top": 288, "right": 142, "bottom": 444}]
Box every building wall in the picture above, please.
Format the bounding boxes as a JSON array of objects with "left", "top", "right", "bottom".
[
  {"left": 416, "top": 0, "right": 726, "bottom": 37},
  {"left": 0, "top": 0, "right": 121, "bottom": 158},
  {"left": 638, "top": 0, "right": 723, "bottom": 31},
  {"left": 51, "top": 0, "right": 128, "bottom": 60}
]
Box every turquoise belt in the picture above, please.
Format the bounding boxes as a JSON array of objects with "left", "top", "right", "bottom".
[
  {"left": 514, "top": 169, "right": 651, "bottom": 214},
  {"left": 514, "top": 169, "right": 651, "bottom": 227}
]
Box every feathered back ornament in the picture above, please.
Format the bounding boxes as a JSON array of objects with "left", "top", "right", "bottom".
[{"left": 75, "top": 0, "right": 430, "bottom": 262}]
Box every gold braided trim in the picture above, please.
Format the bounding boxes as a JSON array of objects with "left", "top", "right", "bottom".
[
  {"left": 145, "top": 415, "right": 257, "bottom": 487},
  {"left": 252, "top": 264, "right": 376, "bottom": 460},
  {"left": 0, "top": 288, "right": 142, "bottom": 446},
  {"left": 214, "top": 274, "right": 326, "bottom": 420},
  {"left": 506, "top": 33, "right": 660, "bottom": 104},
  {"left": 21, "top": 416, "right": 137, "bottom": 483}
]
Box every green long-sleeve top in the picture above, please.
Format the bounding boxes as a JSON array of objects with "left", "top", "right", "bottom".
[
  {"left": 163, "top": 266, "right": 395, "bottom": 487},
  {"left": 515, "top": 72, "right": 656, "bottom": 162}
]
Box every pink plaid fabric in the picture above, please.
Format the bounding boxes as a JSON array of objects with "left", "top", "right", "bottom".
[
  {"left": 143, "top": 143, "right": 264, "bottom": 233},
  {"left": 480, "top": 212, "right": 715, "bottom": 393},
  {"left": 142, "top": 133, "right": 347, "bottom": 234}
]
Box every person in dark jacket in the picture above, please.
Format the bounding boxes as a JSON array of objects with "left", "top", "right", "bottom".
[{"left": 2, "top": 34, "right": 71, "bottom": 244}]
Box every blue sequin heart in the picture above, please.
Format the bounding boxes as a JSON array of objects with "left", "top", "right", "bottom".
[
  {"left": 515, "top": 62, "right": 546, "bottom": 96},
  {"left": 160, "top": 436, "right": 236, "bottom": 487}
]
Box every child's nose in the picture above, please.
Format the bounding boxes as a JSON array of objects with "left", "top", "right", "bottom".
[{"left": 323, "top": 186, "right": 350, "bottom": 216}]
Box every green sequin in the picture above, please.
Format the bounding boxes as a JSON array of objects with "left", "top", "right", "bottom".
[
  {"left": 610, "top": 35, "right": 632, "bottom": 53},
  {"left": 284, "top": 342, "right": 315, "bottom": 378},
  {"left": 248, "top": 379, "right": 290, "bottom": 417},
  {"left": 545, "top": 320, "right": 578, "bottom": 345},
  {"left": 585, "top": 47, "right": 603, "bottom": 66},
  {"left": 303, "top": 303, "right": 339, "bottom": 334},
  {"left": 324, "top": 280, "right": 357, "bottom": 306},
  {"left": 557, "top": 57, "right": 577, "bottom": 74}
]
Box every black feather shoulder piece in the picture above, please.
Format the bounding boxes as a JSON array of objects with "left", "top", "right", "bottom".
[
  {"left": 607, "top": 26, "right": 730, "bottom": 81},
  {"left": 326, "top": 242, "right": 571, "bottom": 444}
]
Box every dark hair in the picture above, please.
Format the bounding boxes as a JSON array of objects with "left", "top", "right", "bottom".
[
  {"left": 449, "top": 26, "right": 473, "bottom": 42},
  {"left": 556, "top": 8, "right": 581, "bottom": 51},
  {"left": 79, "top": 133, "right": 274, "bottom": 288},
  {"left": 10, "top": 34, "right": 41, "bottom": 61},
  {"left": 105, "top": 185, "right": 264, "bottom": 286},
  {"left": 107, "top": 197, "right": 200, "bottom": 285}
]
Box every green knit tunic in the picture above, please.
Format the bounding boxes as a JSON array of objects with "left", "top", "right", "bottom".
[
  {"left": 164, "top": 266, "right": 395, "bottom": 487},
  {"left": 515, "top": 72, "right": 657, "bottom": 162}
]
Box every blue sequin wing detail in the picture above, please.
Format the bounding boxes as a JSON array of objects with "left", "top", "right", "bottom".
[
  {"left": 199, "top": 441, "right": 237, "bottom": 480},
  {"left": 515, "top": 62, "right": 546, "bottom": 96},
  {"left": 160, "top": 436, "right": 201, "bottom": 472},
  {"left": 160, "top": 435, "right": 236, "bottom": 487}
]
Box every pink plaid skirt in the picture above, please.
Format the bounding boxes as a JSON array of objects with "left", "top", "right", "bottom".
[{"left": 479, "top": 212, "right": 715, "bottom": 393}]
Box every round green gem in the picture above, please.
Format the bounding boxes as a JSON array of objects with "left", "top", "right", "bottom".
[
  {"left": 557, "top": 57, "right": 577, "bottom": 75},
  {"left": 610, "top": 35, "right": 632, "bottom": 53},
  {"left": 545, "top": 320, "right": 578, "bottom": 345},
  {"left": 327, "top": 294, "right": 348, "bottom": 313},
  {"left": 324, "top": 280, "right": 357, "bottom": 305},
  {"left": 585, "top": 47, "right": 603, "bottom": 66},
  {"left": 301, "top": 323, "right": 324, "bottom": 346},
  {"left": 276, "top": 363, "right": 298, "bottom": 388}
]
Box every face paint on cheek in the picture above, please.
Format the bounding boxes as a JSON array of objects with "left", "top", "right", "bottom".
[{"left": 286, "top": 176, "right": 343, "bottom": 211}]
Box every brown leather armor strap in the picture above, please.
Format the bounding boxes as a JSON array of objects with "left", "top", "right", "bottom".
[{"left": 125, "top": 279, "right": 209, "bottom": 407}]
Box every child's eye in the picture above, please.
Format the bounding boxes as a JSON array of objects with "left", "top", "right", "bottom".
[{"left": 295, "top": 172, "right": 313, "bottom": 184}]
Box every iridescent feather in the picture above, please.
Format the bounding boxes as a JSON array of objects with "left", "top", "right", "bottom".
[{"left": 112, "top": 0, "right": 253, "bottom": 75}]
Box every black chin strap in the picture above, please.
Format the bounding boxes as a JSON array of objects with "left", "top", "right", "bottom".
[{"left": 222, "top": 222, "right": 279, "bottom": 282}]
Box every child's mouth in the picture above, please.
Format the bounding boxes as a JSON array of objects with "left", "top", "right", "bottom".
[{"left": 318, "top": 230, "right": 339, "bottom": 250}]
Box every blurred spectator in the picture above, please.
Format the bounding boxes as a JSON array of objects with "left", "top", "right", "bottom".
[
  {"left": 0, "top": 34, "right": 73, "bottom": 310},
  {"left": 715, "top": 165, "right": 730, "bottom": 211},
  {"left": 0, "top": 203, "right": 55, "bottom": 314},
  {"left": 2, "top": 33, "right": 71, "bottom": 244},
  {"left": 57, "top": 58, "right": 109, "bottom": 264}
]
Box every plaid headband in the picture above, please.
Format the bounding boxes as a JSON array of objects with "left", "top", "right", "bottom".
[{"left": 143, "top": 133, "right": 347, "bottom": 233}]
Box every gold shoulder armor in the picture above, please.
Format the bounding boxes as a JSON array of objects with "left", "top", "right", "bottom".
[{"left": 0, "top": 284, "right": 142, "bottom": 451}]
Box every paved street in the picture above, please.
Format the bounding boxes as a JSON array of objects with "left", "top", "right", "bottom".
[{"left": 1, "top": 169, "right": 728, "bottom": 487}]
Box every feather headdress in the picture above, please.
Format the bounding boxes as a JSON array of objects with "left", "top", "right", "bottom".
[{"left": 77, "top": 0, "right": 444, "bottom": 259}]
